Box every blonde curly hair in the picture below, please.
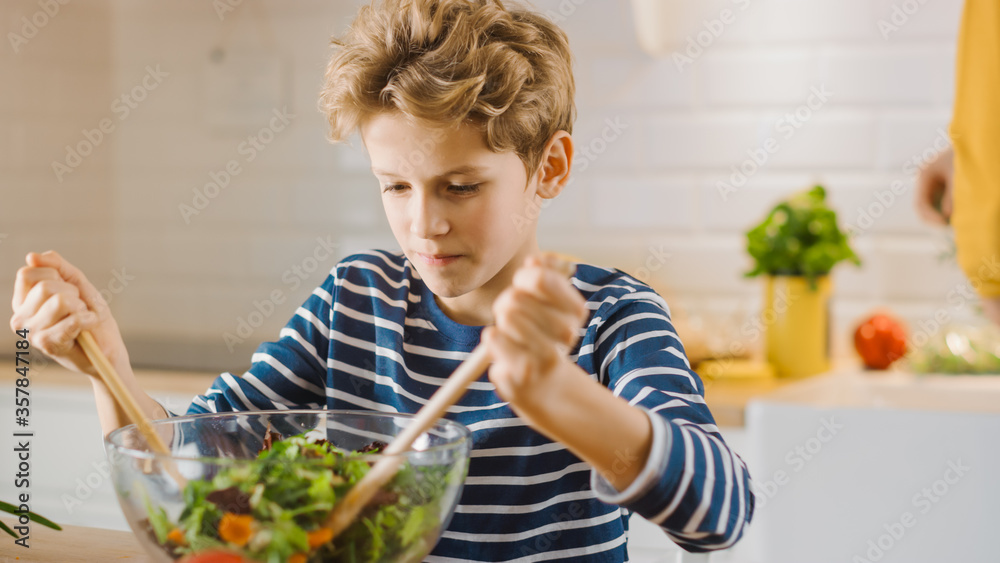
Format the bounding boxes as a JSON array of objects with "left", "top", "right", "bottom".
[{"left": 318, "top": 0, "right": 576, "bottom": 176}]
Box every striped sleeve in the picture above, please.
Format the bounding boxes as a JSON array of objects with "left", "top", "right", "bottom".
[
  {"left": 183, "top": 271, "right": 337, "bottom": 415},
  {"left": 588, "top": 297, "right": 755, "bottom": 552}
]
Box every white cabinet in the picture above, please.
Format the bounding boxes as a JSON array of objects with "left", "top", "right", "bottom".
[{"left": 743, "top": 371, "right": 1000, "bottom": 563}]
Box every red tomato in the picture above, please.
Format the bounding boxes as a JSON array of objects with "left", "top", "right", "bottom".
[
  {"left": 178, "top": 550, "right": 255, "bottom": 563},
  {"left": 854, "top": 313, "right": 908, "bottom": 370}
]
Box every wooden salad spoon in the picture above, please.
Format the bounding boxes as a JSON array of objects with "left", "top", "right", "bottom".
[{"left": 321, "top": 254, "right": 576, "bottom": 540}]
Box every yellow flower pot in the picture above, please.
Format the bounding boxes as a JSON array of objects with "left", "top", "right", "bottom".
[{"left": 764, "top": 276, "right": 831, "bottom": 378}]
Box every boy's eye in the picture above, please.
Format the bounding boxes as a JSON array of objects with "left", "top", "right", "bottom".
[{"left": 380, "top": 183, "right": 480, "bottom": 194}]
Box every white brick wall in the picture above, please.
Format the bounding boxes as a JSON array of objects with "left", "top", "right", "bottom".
[{"left": 1, "top": 0, "right": 976, "bottom": 370}]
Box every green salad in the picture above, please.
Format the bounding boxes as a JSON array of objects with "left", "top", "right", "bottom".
[
  {"left": 909, "top": 324, "right": 1000, "bottom": 375},
  {"left": 143, "top": 430, "right": 452, "bottom": 563}
]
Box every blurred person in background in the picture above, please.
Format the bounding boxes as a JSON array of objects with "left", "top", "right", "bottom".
[{"left": 915, "top": 0, "right": 1000, "bottom": 326}]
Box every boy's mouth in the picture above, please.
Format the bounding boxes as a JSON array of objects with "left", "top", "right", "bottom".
[{"left": 414, "top": 252, "right": 462, "bottom": 266}]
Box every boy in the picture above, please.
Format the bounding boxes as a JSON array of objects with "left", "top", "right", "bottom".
[{"left": 10, "top": 0, "right": 754, "bottom": 560}]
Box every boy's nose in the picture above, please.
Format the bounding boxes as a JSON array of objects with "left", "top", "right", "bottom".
[{"left": 409, "top": 193, "right": 449, "bottom": 239}]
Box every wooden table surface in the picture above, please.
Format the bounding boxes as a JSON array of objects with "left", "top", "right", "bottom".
[{"left": 1, "top": 517, "right": 152, "bottom": 562}]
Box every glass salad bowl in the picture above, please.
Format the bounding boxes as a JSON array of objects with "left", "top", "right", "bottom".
[{"left": 105, "top": 410, "right": 471, "bottom": 563}]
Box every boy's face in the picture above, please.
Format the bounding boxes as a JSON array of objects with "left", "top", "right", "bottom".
[{"left": 361, "top": 112, "right": 549, "bottom": 310}]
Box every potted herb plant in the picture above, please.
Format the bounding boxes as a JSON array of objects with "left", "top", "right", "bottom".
[{"left": 745, "top": 185, "right": 860, "bottom": 377}]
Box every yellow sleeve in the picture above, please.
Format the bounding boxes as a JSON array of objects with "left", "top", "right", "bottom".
[{"left": 950, "top": 0, "right": 1000, "bottom": 298}]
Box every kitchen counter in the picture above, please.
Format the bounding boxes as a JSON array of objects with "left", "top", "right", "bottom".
[
  {"left": 0, "top": 361, "right": 218, "bottom": 395},
  {"left": 751, "top": 367, "right": 1000, "bottom": 413},
  {"left": 702, "top": 375, "right": 786, "bottom": 426},
  {"left": 701, "top": 359, "right": 877, "bottom": 426},
  {"left": 1, "top": 517, "right": 151, "bottom": 562},
  {"left": 1, "top": 360, "right": 780, "bottom": 426}
]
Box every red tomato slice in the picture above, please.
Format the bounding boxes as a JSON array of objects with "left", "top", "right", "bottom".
[{"left": 178, "top": 550, "right": 256, "bottom": 563}]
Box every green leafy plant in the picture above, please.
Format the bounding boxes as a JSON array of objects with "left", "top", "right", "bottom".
[
  {"left": 0, "top": 500, "right": 62, "bottom": 537},
  {"left": 745, "top": 184, "right": 860, "bottom": 285}
]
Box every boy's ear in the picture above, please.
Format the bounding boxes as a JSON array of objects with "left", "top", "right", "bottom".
[{"left": 534, "top": 130, "right": 573, "bottom": 199}]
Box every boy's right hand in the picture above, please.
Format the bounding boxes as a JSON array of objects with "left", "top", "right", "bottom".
[{"left": 10, "top": 251, "right": 130, "bottom": 379}]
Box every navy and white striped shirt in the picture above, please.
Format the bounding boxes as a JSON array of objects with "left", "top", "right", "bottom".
[{"left": 167, "top": 250, "right": 754, "bottom": 561}]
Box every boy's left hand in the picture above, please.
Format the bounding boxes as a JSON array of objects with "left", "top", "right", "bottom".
[{"left": 483, "top": 254, "right": 589, "bottom": 412}]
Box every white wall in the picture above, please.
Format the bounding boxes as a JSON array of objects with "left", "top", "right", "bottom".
[
  {"left": 1, "top": 0, "right": 117, "bottom": 351},
  {"left": 1, "top": 0, "right": 973, "bottom": 370},
  {"left": 535, "top": 0, "right": 970, "bottom": 361}
]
